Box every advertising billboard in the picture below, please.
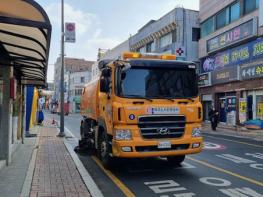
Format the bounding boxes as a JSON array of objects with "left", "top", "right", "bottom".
[
  {"left": 202, "top": 38, "right": 263, "bottom": 73},
  {"left": 207, "top": 19, "right": 256, "bottom": 53}
]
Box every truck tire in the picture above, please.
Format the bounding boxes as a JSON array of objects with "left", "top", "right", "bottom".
[
  {"left": 98, "top": 131, "right": 114, "bottom": 169},
  {"left": 167, "top": 155, "right": 185, "bottom": 166}
]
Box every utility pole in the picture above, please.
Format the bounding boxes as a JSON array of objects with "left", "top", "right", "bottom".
[{"left": 58, "top": 0, "right": 65, "bottom": 137}]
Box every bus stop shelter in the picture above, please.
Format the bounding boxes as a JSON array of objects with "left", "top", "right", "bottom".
[{"left": 0, "top": 0, "right": 51, "bottom": 166}]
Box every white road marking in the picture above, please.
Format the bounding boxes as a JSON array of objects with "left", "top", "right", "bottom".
[
  {"left": 204, "top": 142, "right": 225, "bottom": 150},
  {"left": 173, "top": 193, "right": 196, "bottom": 197},
  {"left": 245, "top": 153, "right": 263, "bottom": 160},
  {"left": 176, "top": 162, "right": 196, "bottom": 169},
  {"left": 219, "top": 187, "right": 263, "bottom": 197},
  {"left": 216, "top": 154, "right": 256, "bottom": 164},
  {"left": 249, "top": 163, "right": 263, "bottom": 170},
  {"left": 144, "top": 180, "right": 186, "bottom": 194},
  {"left": 199, "top": 177, "right": 232, "bottom": 187}
]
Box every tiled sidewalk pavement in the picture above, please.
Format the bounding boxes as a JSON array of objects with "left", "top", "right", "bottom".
[{"left": 30, "top": 125, "right": 90, "bottom": 197}]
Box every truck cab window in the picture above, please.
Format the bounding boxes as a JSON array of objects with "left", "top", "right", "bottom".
[{"left": 117, "top": 66, "right": 198, "bottom": 99}]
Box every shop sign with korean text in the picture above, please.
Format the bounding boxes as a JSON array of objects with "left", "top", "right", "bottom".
[
  {"left": 202, "top": 38, "right": 263, "bottom": 73},
  {"left": 198, "top": 72, "right": 211, "bottom": 87},
  {"left": 240, "top": 64, "right": 263, "bottom": 80},
  {"left": 211, "top": 66, "right": 239, "bottom": 85},
  {"left": 260, "top": 0, "right": 263, "bottom": 27},
  {"left": 207, "top": 19, "right": 256, "bottom": 53},
  {"left": 65, "top": 22, "right": 76, "bottom": 43}
]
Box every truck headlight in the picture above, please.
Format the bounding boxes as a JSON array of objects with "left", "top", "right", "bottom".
[
  {"left": 114, "top": 129, "right": 132, "bottom": 140},
  {"left": 192, "top": 127, "right": 201, "bottom": 137}
]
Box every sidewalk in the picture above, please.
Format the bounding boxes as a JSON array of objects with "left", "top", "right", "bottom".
[
  {"left": 0, "top": 119, "right": 99, "bottom": 197},
  {"left": 0, "top": 129, "right": 37, "bottom": 197},
  {"left": 28, "top": 123, "right": 91, "bottom": 197},
  {"left": 202, "top": 122, "right": 263, "bottom": 141}
]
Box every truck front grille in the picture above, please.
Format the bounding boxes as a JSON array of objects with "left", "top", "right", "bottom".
[{"left": 138, "top": 115, "right": 186, "bottom": 139}]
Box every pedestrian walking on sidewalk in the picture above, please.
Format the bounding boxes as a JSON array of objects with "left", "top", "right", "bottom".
[{"left": 209, "top": 107, "right": 219, "bottom": 131}]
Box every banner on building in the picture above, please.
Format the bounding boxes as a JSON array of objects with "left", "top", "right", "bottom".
[
  {"left": 260, "top": 0, "right": 263, "bottom": 27},
  {"left": 65, "top": 22, "right": 76, "bottom": 43},
  {"left": 240, "top": 64, "right": 263, "bottom": 80},
  {"left": 198, "top": 72, "right": 211, "bottom": 87},
  {"left": 211, "top": 66, "right": 239, "bottom": 85},
  {"left": 207, "top": 19, "right": 256, "bottom": 53},
  {"left": 239, "top": 98, "right": 247, "bottom": 123},
  {"left": 202, "top": 38, "right": 263, "bottom": 73}
]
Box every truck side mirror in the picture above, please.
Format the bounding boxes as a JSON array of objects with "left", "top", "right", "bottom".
[{"left": 100, "top": 78, "right": 109, "bottom": 93}]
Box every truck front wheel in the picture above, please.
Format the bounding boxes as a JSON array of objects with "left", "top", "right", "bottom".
[
  {"left": 167, "top": 155, "right": 185, "bottom": 166},
  {"left": 98, "top": 131, "right": 114, "bottom": 169}
]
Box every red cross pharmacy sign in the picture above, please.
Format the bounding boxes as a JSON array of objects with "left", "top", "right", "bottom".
[{"left": 65, "top": 22, "right": 76, "bottom": 43}]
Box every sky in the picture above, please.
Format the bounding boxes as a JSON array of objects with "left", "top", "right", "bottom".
[{"left": 36, "top": 0, "right": 199, "bottom": 82}]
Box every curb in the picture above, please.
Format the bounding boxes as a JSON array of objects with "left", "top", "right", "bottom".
[
  {"left": 64, "top": 140, "right": 104, "bottom": 197},
  {"left": 20, "top": 128, "right": 40, "bottom": 197}
]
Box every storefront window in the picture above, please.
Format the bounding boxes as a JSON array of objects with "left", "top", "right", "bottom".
[
  {"left": 256, "top": 95, "right": 263, "bottom": 120},
  {"left": 201, "top": 17, "right": 215, "bottom": 37},
  {"left": 230, "top": 2, "right": 240, "bottom": 22}
]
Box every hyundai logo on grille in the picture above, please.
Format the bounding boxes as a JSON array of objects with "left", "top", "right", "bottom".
[{"left": 157, "top": 128, "right": 170, "bottom": 135}]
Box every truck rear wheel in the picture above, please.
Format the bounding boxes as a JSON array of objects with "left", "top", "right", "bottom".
[
  {"left": 98, "top": 131, "right": 114, "bottom": 169},
  {"left": 167, "top": 155, "right": 185, "bottom": 166}
]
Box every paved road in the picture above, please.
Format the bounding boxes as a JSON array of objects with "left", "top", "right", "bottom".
[
  {"left": 46, "top": 111, "right": 82, "bottom": 139},
  {"left": 46, "top": 112, "right": 263, "bottom": 197}
]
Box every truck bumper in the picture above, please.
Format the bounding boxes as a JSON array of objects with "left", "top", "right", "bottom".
[{"left": 111, "top": 137, "right": 203, "bottom": 158}]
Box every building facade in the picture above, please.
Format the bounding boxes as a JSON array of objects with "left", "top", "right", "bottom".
[
  {"left": 91, "top": 62, "right": 100, "bottom": 81},
  {"left": 67, "top": 71, "right": 91, "bottom": 113},
  {"left": 91, "top": 7, "right": 200, "bottom": 82},
  {"left": 53, "top": 57, "right": 94, "bottom": 102},
  {"left": 129, "top": 8, "right": 200, "bottom": 63},
  {"left": 198, "top": 0, "right": 263, "bottom": 125},
  {"left": 91, "top": 40, "right": 130, "bottom": 80}
]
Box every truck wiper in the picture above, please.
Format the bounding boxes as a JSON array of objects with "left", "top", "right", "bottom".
[{"left": 127, "top": 95, "right": 153, "bottom": 102}]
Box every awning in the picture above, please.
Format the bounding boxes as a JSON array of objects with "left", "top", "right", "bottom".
[{"left": 0, "top": 0, "right": 52, "bottom": 86}]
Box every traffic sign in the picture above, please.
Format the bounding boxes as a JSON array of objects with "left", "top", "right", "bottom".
[{"left": 65, "top": 22, "right": 76, "bottom": 43}]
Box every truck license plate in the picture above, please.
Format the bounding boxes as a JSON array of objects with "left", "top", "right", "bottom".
[{"left": 158, "top": 141, "right": 171, "bottom": 149}]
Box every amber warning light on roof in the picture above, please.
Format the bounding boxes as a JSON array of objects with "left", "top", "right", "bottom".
[{"left": 122, "top": 52, "right": 177, "bottom": 60}]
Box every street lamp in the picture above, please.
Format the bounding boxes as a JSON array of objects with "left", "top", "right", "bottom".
[{"left": 58, "top": 0, "right": 65, "bottom": 137}]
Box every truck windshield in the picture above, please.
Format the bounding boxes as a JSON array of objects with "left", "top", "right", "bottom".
[{"left": 117, "top": 66, "right": 198, "bottom": 99}]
